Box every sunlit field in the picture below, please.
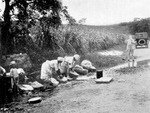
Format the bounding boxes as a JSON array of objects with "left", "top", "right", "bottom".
[{"left": 56, "top": 24, "right": 130, "bottom": 69}]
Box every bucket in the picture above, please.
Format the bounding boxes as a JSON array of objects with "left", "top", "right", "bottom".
[
  {"left": 0, "top": 76, "right": 15, "bottom": 105},
  {"left": 96, "top": 70, "right": 103, "bottom": 79}
]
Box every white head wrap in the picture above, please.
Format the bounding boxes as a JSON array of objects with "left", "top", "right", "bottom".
[
  {"left": 57, "top": 57, "right": 64, "bottom": 62},
  {"left": 73, "top": 54, "right": 80, "bottom": 61}
]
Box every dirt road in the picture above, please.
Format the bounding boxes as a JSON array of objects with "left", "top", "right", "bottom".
[
  {"left": 25, "top": 65, "right": 150, "bottom": 113},
  {"left": 5, "top": 45, "right": 150, "bottom": 113},
  {"left": 25, "top": 46, "right": 150, "bottom": 113}
]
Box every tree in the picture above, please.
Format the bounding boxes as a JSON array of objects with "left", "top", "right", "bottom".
[
  {"left": 62, "top": 6, "right": 77, "bottom": 25},
  {"left": 78, "top": 18, "right": 86, "bottom": 25},
  {"left": 129, "top": 18, "right": 150, "bottom": 36},
  {"left": 134, "top": 18, "right": 140, "bottom": 22},
  {"left": 1, "top": 0, "right": 64, "bottom": 54}
]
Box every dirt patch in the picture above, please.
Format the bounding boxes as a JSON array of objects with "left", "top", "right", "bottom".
[
  {"left": 7, "top": 65, "right": 150, "bottom": 113},
  {"left": 114, "top": 65, "right": 146, "bottom": 74},
  {"left": 2, "top": 44, "right": 150, "bottom": 113}
]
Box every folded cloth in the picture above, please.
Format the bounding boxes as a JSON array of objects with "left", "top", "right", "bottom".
[
  {"left": 29, "top": 81, "right": 44, "bottom": 89},
  {"left": 88, "top": 66, "right": 96, "bottom": 72},
  {"left": 81, "top": 60, "right": 96, "bottom": 72},
  {"left": 95, "top": 77, "right": 113, "bottom": 83},
  {"left": 61, "top": 77, "right": 68, "bottom": 83},
  {"left": 76, "top": 76, "right": 90, "bottom": 81},
  {"left": 81, "top": 60, "right": 92, "bottom": 68},
  {"left": 50, "top": 78, "right": 59, "bottom": 86},
  {"left": 18, "top": 84, "right": 34, "bottom": 91},
  {"left": 74, "top": 65, "right": 88, "bottom": 75},
  {"left": 69, "top": 71, "right": 79, "bottom": 79}
]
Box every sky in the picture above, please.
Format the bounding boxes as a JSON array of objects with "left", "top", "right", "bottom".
[
  {"left": 1, "top": 0, "right": 150, "bottom": 25},
  {"left": 62, "top": 0, "right": 150, "bottom": 25}
]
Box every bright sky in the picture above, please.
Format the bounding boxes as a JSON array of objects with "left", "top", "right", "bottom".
[
  {"left": 62, "top": 0, "right": 150, "bottom": 25},
  {"left": 1, "top": 0, "right": 150, "bottom": 25}
]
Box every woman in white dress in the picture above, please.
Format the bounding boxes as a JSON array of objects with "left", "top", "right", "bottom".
[
  {"left": 40, "top": 57, "right": 64, "bottom": 86},
  {"left": 126, "top": 35, "right": 136, "bottom": 67}
]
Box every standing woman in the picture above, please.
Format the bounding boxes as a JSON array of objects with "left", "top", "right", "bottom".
[{"left": 126, "top": 35, "right": 136, "bottom": 67}]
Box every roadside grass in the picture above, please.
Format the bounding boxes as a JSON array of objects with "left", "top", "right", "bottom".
[
  {"left": 61, "top": 25, "right": 129, "bottom": 54},
  {"left": 81, "top": 44, "right": 127, "bottom": 70},
  {"left": 27, "top": 24, "right": 130, "bottom": 72},
  {"left": 59, "top": 25, "right": 129, "bottom": 70}
]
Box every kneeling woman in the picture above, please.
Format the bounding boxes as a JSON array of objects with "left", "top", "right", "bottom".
[{"left": 40, "top": 57, "right": 64, "bottom": 86}]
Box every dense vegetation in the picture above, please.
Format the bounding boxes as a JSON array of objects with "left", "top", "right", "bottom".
[
  {"left": 0, "top": 0, "right": 75, "bottom": 54},
  {"left": 120, "top": 18, "right": 150, "bottom": 37},
  {"left": 1, "top": 0, "right": 150, "bottom": 70},
  {"left": 129, "top": 18, "right": 150, "bottom": 37},
  {"left": 0, "top": 0, "right": 75, "bottom": 65}
]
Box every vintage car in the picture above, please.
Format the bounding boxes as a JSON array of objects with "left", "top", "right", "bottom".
[{"left": 135, "top": 32, "right": 149, "bottom": 49}]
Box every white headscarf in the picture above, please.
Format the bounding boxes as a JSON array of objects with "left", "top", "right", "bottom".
[
  {"left": 73, "top": 54, "right": 80, "bottom": 61},
  {"left": 57, "top": 57, "right": 64, "bottom": 62}
]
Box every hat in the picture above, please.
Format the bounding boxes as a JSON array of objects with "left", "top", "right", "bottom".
[
  {"left": 57, "top": 57, "right": 64, "bottom": 62},
  {"left": 73, "top": 54, "right": 80, "bottom": 61}
]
